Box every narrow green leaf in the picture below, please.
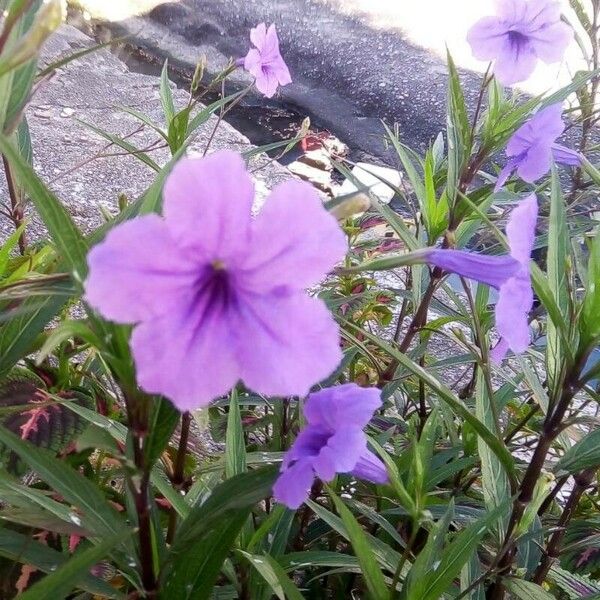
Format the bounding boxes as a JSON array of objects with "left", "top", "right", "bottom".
[
  {"left": 160, "top": 59, "right": 176, "bottom": 124},
  {"left": 503, "top": 578, "right": 555, "bottom": 599},
  {"left": 161, "top": 467, "right": 277, "bottom": 600},
  {"left": 328, "top": 490, "right": 388, "bottom": 600},
  {"left": 475, "top": 370, "right": 509, "bottom": 539},
  {"left": 78, "top": 118, "right": 161, "bottom": 171},
  {"left": 225, "top": 389, "right": 246, "bottom": 479},
  {"left": 0, "top": 424, "right": 127, "bottom": 541},
  {"left": 0, "top": 132, "right": 88, "bottom": 280},
  {"left": 555, "top": 428, "right": 600, "bottom": 474},
  {"left": 546, "top": 168, "right": 571, "bottom": 390},
  {"left": 18, "top": 530, "right": 131, "bottom": 600},
  {"left": 581, "top": 232, "right": 600, "bottom": 345},
  {"left": 239, "top": 551, "right": 305, "bottom": 600},
  {"left": 0, "top": 528, "right": 121, "bottom": 598}
]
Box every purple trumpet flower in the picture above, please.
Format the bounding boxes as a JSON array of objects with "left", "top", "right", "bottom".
[
  {"left": 467, "top": 0, "right": 573, "bottom": 86},
  {"left": 243, "top": 23, "right": 292, "bottom": 98},
  {"left": 496, "top": 104, "right": 581, "bottom": 190},
  {"left": 425, "top": 194, "right": 538, "bottom": 362},
  {"left": 273, "top": 384, "right": 388, "bottom": 509},
  {"left": 84, "top": 151, "right": 347, "bottom": 411}
]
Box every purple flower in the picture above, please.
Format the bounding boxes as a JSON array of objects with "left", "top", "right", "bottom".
[
  {"left": 84, "top": 151, "right": 347, "bottom": 411},
  {"left": 496, "top": 104, "right": 581, "bottom": 189},
  {"left": 467, "top": 0, "right": 572, "bottom": 86},
  {"left": 243, "top": 23, "right": 292, "bottom": 98},
  {"left": 273, "top": 384, "right": 388, "bottom": 509},
  {"left": 425, "top": 194, "right": 538, "bottom": 362}
]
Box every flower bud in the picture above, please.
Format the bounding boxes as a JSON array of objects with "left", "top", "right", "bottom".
[{"left": 0, "top": 0, "right": 64, "bottom": 78}]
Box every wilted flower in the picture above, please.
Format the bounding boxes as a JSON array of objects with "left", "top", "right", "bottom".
[
  {"left": 496, "top": 104, "right": 581, "bottom": 189},
  {"left": 243, "top": 23, "right": 292, "bottom": 98},
  {"left": 85, "top": 151, "right": 347, "bottom": 411},
  {"left": 467, "top": 0, "right": 572, "bottom": 86},
  {"left": 424, "top": 194, "right": 538, "bottom": 362},
  {"left": 273, "top": 384, "right": 388, "bottom": 509}
]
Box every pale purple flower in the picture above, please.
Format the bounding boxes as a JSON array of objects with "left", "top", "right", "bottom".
[
  {"left": 467, "top": 0, "right": 573, "bottom": 86},
  {"left": 424, "top": 194, "right": 538, "bottom": 362},
  {"left": 273, "top": 384, "right": 388, "bottom": 509},
  {"left": 496, "top": 104, "right": 581, "bottom": 190},
  {"left": 243, "top": 23, "right": 292, "bottom": 98},
  {"left": 84, "top": 151, "right": 347, "bottom": 411}
]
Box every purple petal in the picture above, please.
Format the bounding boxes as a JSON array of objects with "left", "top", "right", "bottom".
[
  {"left": 84, "top": 215, "right": 197, "bottom": 323},
  {"left": 163, "top": 151, "right": 254, "bottom": 260},
  {"left": 467, "top": 17, "right": 509, "bottom": 61},
  {"left": 263, "top": 24, "right": 283, "bottom": 59},
  {"left": 234, "top": 293, "right": 342, "bottom": 398},
  {"left": 243, "top": 48, "right": 263, "bottom": 74},
  {"left": 496, "top": 269, "right": 533, "bottom": 354},
  {"left": 273, "top": 459, "right": 315, "bottom": 509},
  {"left": 282, "top": 424, "right": 330, "bottom": 468},
  {"left": 552, "top": 143, "right": 582, "bottom": 166},
  {"left": 490, "top": 338, "right": 510, "bottom": 363},
  {"left": 249, "top": 23, "right": 267, "bottom": 50},
  {"left": 312, "top": 426, "right": 366, "bottom": 482},
  {"left": 506, "top": 105, "right": 564, "bottom": 157},
  {"left": 426, "top": 249, "right": 520, "bottom": 289},
  {"left": 493, "top": 38, "right": 538, "bottom": 85},
  {"left": 241, "top": 180, "right": 347, "bottom": 291},
  {"left": 255, "top": 67, "right": 281, "bottom": 98},
  {"left": 516, "top": 141, "right": 553, "bottom": 182},
  {"left": 507, "top": 194, "right": 538, "bottom": 264},
  {"left": 529, "top": 21, "right": 573, "bottom": 63},
  {"left": 270, "top": 56, "right": 292, "bottom": 86},
  {"left": 304, "top": 384, "right": 382, "bottom": 430},
  {"left": 495, "top": 158, "right": 518, "bottom": 190},
  {"left": 351, "top": 449, "right": 389, "bottom": 484},
  {"left": 131, "top": 296, "right": 239, "bottom": 410},
  {"left": 494, "top": 0, "right": 527, "bottom": 21},
  {"left": 524, "top": 0, "right": 562, "bottom": 26}
]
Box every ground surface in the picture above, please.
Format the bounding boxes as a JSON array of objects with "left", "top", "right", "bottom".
[{"left": 72, "top": 0, "right": 585, "bottom": 163}]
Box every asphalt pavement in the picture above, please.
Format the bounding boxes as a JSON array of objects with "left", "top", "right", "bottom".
[{"left": 73, "top": 0, "right": 586, "bottom": 164}]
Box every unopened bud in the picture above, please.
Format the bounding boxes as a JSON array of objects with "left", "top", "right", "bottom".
[
  {"left": 0, "top": 0, "right": 64, "bottom": 78},
  {"left": 191, "top": 56, "right": 206, "bottom": 93},
  {"left": 326, "top": 192, "right": 371, "bottom": 220}
]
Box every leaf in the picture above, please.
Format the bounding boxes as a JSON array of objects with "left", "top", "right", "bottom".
[
  {"left": 327, "top": 490, "right": 388, "bottom": 599},
  {"left": 548, "top": 564, "right": 600, "bottom": 598},
  {"left": 0, "top": 132, "right": 88, "bottom": 281},
  {"left": 144, "top": 397, "right": 179, "bottom": 466},
  {"left": 161, "top": 467, "right": 277, "bottom": 600},
  {"left": 503, "top": 578, "right": 555, "bottom": 599},
  {"left": 160, "top": 59, "right": 176, "bottom": 125},
  {"left": 225, "top": 389, "right": 247, "bottom": 479},
  {"left": 581, "top": 232, "right": 600, "bottom": 345},
  {"left": 0, "top": 528, "right": 121, "bottom": 598},
  {"left": 555, "top": 429, "right": 600, "bottom": 474},
  {"left": 546, "top": 168, "right": 571, "bottom": 391},
  {"left": 17, "top": 530, "right": 130, "bottom": 600},
  {"left": 306, "top": 499, "right": 400, "bottom": 574},
  {"left": 239, "top": 552, "right": 305, "bottom": 600},
  {"left": 402, "top": 501, "right": 508, "bottom": 600},
  {"left": 475, "top": 370, "right": 510, "bottom": 539},
  {"left": 78, "top": 118, "right": 160, "bottom": 171},
  {"left": 167, "top": 106, "right": 191, "bottom": 153},
  {"left": 0, "top": 371, "right": 91, "bottom": 474},
  {"left": 0, "top": 423, "right": 128, "bottom": 542}
]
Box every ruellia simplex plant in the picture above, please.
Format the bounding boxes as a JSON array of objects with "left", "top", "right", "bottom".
[{"left": 0, "top": 0, "right": 600, "bottom": 599}]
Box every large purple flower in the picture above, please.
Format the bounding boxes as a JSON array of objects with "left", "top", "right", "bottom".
[
  {"left": 496, "top": 104, "right": 581, "bottom": 190},
  {"left": 467, "top": 0, "right": 572, "bottom": 86},
  {"left": 273, "top": 384, "right": 388, "bottom": 509},
  {"left": 424, "top": 194, "right": 538, "bottom": 362},
  {"left": 84, "top": 151, "right": 347, "bottom": 411},
  {"left": 243, "top": 23, "right": 292, "bottom": 98}
]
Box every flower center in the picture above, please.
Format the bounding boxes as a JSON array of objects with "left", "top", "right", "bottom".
[{"left": 507, "top": 29, "right": 528, "bottom": 49}]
